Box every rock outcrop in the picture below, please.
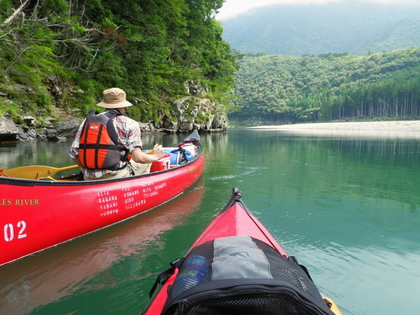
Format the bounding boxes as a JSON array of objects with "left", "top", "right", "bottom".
[
  {"left": 160, "top": 80, "right": 228, "bottom": 133},
  {"left": 161, "top": 96, "right": 228, "bottom": 133},
  {"left": 0, "top": 117, "right": 19, "bottom": 141}
]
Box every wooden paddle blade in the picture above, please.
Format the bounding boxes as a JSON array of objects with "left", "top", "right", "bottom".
[{"left": 2, "top": 165, "right": 79, "bottom": 179}]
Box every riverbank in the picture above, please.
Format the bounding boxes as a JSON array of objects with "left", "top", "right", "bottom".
[
  {"left": 249, "top": 120, "right": 420, "bottom": 138},
  {"left": 250, "top": 120, "right": 420, "bottom": 131}
]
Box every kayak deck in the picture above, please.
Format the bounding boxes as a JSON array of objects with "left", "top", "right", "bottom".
[
  {"left": 141, "top": 188, "right": 342, "bottom": 315},
  {"left": 191, "top": 188, "right": 287, "bottom": 256}
]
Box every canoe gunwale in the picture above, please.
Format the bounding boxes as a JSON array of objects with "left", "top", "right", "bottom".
[
  {"left": 0, "top": 153, "right": 203, "bottom": 187},
  {"left": 0, "top": 130, "right": 203, "bottom": 187}
]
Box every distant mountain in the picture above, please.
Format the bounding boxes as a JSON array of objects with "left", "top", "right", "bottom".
[{"left": 220, "top": 1, "right": 420, "bottom": 56}]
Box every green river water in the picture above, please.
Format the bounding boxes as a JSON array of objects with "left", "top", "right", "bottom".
[{"left": 1, "top": 128, "right": 419, "bottom": 315}]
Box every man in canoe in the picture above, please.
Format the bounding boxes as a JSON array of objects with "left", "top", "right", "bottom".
[{"left": 69, "top": 87, "right": 164, "bottom": 180}]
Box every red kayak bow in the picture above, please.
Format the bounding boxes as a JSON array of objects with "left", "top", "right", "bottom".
[{"left": 142, "top": 188, "right": 342, "bottom": 315}]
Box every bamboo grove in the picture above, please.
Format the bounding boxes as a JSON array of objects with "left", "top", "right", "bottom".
[{"left": 231, "top": 49, "right": 420, "bottom": 124}]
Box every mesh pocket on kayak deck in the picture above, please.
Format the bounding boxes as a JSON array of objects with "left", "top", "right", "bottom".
[
  {"left": 187, "top": 295, "right": 327, "bottom": 315},
  {"left": 162, "top": 236, "right": 335, "bottom": 315}
]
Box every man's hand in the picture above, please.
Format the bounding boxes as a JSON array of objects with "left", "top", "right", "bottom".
[{"left": 151, "top": 144, "right": 164, "bottom": 161}]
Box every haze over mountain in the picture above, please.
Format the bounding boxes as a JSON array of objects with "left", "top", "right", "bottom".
[{"left": 220, "top": 1, "right": 420, "bottom": 56}]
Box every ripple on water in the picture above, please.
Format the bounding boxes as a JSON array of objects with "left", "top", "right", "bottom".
[{"left": 278, "top": 240, "right": 420, "bottom": 315}]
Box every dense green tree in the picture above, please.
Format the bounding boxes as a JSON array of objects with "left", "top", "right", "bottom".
[
  {"left": 230, "top": 48, "right": 420, "bottom": 124},
  {"left": 0, "top": 0, "right": 239, "bottom": 125}
]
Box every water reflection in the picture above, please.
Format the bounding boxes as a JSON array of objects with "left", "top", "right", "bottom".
[
  {"left": 232, "top": 129, "right": 420, "bottom": 209},
  {"left": 285, "top": 243, "right": 420, "bottom": 315},
  {"left": 1, "top": 129, "right": 420, "bottom": 315},
  {"left": 0, "top": 182, "right": 204, "bottom": 315}
]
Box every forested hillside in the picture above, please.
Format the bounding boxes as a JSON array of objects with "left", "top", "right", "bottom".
[
  {"left": 220, "top": 1, "right": 420, "bottom": 56},
  {"left": 0, "top": 0, "right": 239, "bottom": 126},
  {"left": 229, "top": 49, "right": 420, "bottom": 124},
  {"left": 3, "top": 1, "right": 420, "bottom": 129}
]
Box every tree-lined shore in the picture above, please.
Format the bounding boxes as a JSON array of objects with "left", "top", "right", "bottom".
[
  {"left": 0, "top": 0, "right": 239, "bottom": 132},
  {"left": 2, "top": 1, "right": 420, "bottom": 134},
  {"left": 230, "top": 49, "right": 420, "bottom": 125}
]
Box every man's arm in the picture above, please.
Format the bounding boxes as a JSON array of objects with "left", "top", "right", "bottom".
[{"left": 130, "top": 144, "right": 164, "bottom": 164}]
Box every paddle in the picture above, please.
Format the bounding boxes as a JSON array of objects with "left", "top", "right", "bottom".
[{"left": 2, "top": 164, "right": 79, "bottom": 179}]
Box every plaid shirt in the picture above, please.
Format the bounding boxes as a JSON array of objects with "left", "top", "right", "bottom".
[{"left": 69, "top": 111, "right": 143, "bottom": 179}]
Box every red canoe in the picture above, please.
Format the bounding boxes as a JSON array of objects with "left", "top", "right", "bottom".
[
  {"left": 141, "top": 188, "right": 342, "bottom": 315},
  {"left": 0, "top": 131, "right": 204, "bottom": 266},
  {"left": 0, "top": 182, "right": 204, "bottom": 315}
]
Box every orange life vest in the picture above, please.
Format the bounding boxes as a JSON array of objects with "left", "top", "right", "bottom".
[{"left": 78, "top": 110, "right": 128, "bottom": 170}]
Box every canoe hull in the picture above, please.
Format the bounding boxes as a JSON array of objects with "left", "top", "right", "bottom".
[
  {"left": 0, "top": 137, "right": 204, "bottom": 266},
  {"left": 0, "top": 181, "right": 205, "bottom": 315}
]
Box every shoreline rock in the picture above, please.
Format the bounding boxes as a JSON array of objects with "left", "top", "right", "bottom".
[
  {"left": 0, "top": 112, "right": 227, "bottom": 143},
  {"left": 0, "top": 117, "right": 19, "bottom": 142},
  {"left": 0, "top": 81, "right": 227, "bottom": 143}
]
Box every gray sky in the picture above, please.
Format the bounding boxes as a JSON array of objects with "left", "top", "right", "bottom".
[{"left": 216, "top": 0, "right": 419, "bottom": 20}]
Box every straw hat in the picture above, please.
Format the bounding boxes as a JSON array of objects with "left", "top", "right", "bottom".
[{"left": 97, "top": 88, "right": 133, "bottom": 108}]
